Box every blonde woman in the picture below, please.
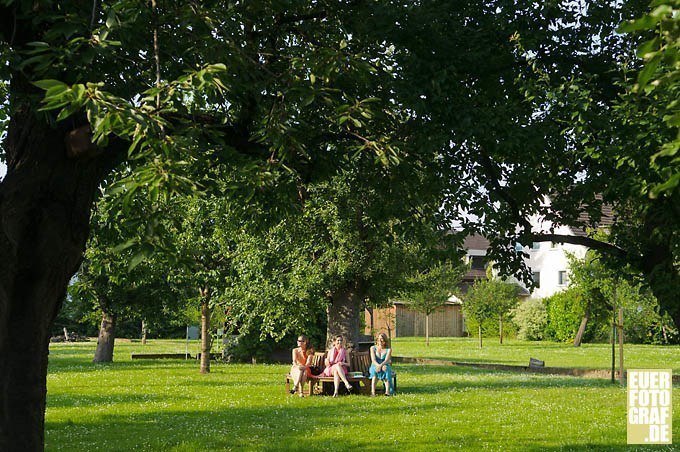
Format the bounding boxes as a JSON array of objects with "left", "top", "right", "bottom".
[
  {"left": 290, "top": 335, "right": 314, "bottom": 397},
  {"left": 369, "top": 332, "right": 393, "bottom": 396},
  {"left": 320, "top": 335, "right": 352, "bottom": 397}
]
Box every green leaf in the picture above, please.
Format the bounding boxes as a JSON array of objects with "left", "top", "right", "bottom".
[
  {"left": 636, "top": 38, "right": 660, "bottom": 59},
  {"left": 664, "top": 113, "right": 680, "bottom": 127},
  {"left": 650, "top": 172, "right": 680, "bottom": 198},
  {"left": 618, "top": 15, "right": 657, "bottom": 33},
  {"left": 128, "top": 250, "right": 148, "bottom": 271},
  {"left": 112, "top": 239, "right": 136, "bottom": 253},
  {"left": 637, "top": 55, "right": 661, "bottom": 90},
  {"left": 106, "top": 9, "right": 118, "bottom": 28},
  {"left": 33, "top": 79, "right": 68, "bottom": 91}
]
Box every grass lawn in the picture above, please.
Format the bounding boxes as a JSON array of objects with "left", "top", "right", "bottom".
[
  {"left": 45, "top": 340, "right": 678, "bottom": 451},
  {"left": 391, "top": 337, "right": 680, "bottom": 373}
]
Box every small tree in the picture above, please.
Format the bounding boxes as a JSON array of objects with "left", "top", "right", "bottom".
[
  {"left": 464, "top": 270, "right": 519, "bottom": 347},
  {"left": 400, "top": 262, "right": 464, "bottom": 346}
]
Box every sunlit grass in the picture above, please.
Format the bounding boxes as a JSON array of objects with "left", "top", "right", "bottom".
[
  {"left": 45, "top": 340, "right": 678, "bottom": 451},
  {"left": 391, "top": 337, "right": 680, "bottom": 373}
]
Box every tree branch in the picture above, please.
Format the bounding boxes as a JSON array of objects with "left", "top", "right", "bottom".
[
  {"left": 476, "top": 146, "right": 533, "bottom": 234},
  {"left": 529, "top": 233, "right": 628, "bottom": 259}
]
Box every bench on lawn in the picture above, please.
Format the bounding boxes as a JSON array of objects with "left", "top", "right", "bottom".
[{"left": 285, "top": 350, "right": 397, "bottom": 396}]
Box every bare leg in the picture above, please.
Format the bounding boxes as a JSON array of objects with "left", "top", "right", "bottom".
[
  {"left": 334, "top": 364, "right": 352, "bottom": 389},
  {"left": 291, "top": 367, "right": 302, "bottom": 393},
  {"left": 371, "top": 376, "right": 376, "bottom": 396},
  {"left": 384, "top": 378, "right": 391, "bottom": 395},
  {"left": 298, "top": 371, "right": 307, "bottom": 396},
  {"left": 333, "top": 370, "right": 340, "bottom": 396}
]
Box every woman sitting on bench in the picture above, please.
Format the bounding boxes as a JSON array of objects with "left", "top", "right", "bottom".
[
  {"left": 290, "top": 335, "right": 314, "bottom": 397},
  {"left": 369, "top": 332, "right": 393, "bottom": 396},
  {"left": 320, "top": 335, "right": 352, "bottom": 397}
]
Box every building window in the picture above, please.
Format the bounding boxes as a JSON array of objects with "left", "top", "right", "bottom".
[
  {"left": 532, "top": 272, "right": 541, "bottom": 288},
  {"left": 558, "top": 271, "right": 568, "bottom": 286},
  {"left": 515, "top": 242, "right": 524, "bottom": 252},
  {"left": 531, "top": 242, "right": 540, "bottom": 250},
  {"left": 470, "top": 255, "right": 487, "bottom": 270}
]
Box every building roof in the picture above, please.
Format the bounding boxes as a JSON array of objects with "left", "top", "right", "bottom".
[
  {"left": 463, "top": 233, "right": 490, "bottom": 250},
  {"left": 569, "top": 202, "right": 614, "bottom": 237}
]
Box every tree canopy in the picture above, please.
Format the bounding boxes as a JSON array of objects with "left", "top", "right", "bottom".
[{"left": 1, "top": 1, "right": 679, "bottom": 450}]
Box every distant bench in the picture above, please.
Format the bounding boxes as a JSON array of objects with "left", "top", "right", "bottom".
[
  {"left": 131, "top": 353, "right": 222, "bottom": 360},
  {"left": 131, "top": 353, "right": 193, "bottom": 359},
  {"left": 285, "top": 351, "right": 397, "bottom": 396}
]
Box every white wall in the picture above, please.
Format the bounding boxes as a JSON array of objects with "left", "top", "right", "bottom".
[{"left": 522, "top": 224, "right": 587, "bottom": 299}]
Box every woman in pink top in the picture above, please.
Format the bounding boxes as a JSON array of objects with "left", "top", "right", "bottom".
[{"left": 321, "top": 335, "right": 352, "bottom": 396}]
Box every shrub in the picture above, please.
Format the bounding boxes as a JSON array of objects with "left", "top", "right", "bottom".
[
  {"left": 512, "top": 299, "right": 548, "bottom": 341},
  {"left": 543, "top": 288, "right": 586, "bottom": 342}
]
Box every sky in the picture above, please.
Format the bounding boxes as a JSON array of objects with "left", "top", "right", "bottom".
[{"left": 0, "top": 162, "right": 5, "bottom": 180}]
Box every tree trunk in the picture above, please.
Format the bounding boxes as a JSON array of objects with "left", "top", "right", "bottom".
[
  {"left": 93, "top": 311, "right": 116, "bottom": 363},
  {"left": 425, "top": 313, "right": 430, "bottom": 346},
  {"left": 618, "top": 307, "right": 624, "bottom": 385},
  {"left": 499, "top": 314, "right": 503, "bottom": 345},
  {"left": 0, "top": 103, "right": 117, "bottom": 450},
  {"left": 141, "top": 320, "right": 147, "bottom": 345},
  {"left": 200, "top": 290, "right": 211, "bottom": 374},
  {"left": 478, "top": 325, "right": 483, "bottom": 349},
  {"left": 326, "top": 281, "right": 362, "bottom": 350},
  {"left": 573, "top": 304, "right": 590, "bottom": 347}
]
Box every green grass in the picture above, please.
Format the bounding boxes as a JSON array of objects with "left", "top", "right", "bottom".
[
  {"left": 392, "top": 337, "right": 680, "bottom": 373},
  {"left": 46, "top": 340, "right": 679, "bottom": 451}
]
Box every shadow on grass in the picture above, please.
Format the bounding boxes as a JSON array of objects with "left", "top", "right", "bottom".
[
  {"left": 45, "top": 401, "right": 638, "bottom": 451},
  {"left": 47, "top": 392, "right": 193, "bottom": 409}
]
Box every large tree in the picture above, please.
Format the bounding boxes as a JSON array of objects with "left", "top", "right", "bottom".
[
  {"left": 0, "top": 2, "right": 397, "bottom": 449},
  {"left": 223, "top": 154, "right": 456, "bottom": 349}
]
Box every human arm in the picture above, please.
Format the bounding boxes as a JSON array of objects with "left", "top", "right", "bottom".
[
  {"left": 325, "top": 348, "right": 334, "bottom": 367},
  {"left": 380, "top": 348, "right": 392, "bottom": 371},
  {"left": 305, "top": 352, "right": 314, "bottom": 366},
  {"left": 370, "top": 346, "right": 379, "bottom": 367}
]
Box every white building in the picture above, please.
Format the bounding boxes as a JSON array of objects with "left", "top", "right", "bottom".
[{"left": 462, "top": 199, "right": 612, "bottom": 299}]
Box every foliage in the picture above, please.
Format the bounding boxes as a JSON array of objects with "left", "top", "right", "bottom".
[
  {"left": 463, "top": 272, "right": 520, "bottom": 343},
  {"left": 220, "top": 154, "right": 460, "bottom": 344},
  {"left": 415, "top": 0, "right": 680, "bottom": 331},
  {"left": 511, "top": 299, "right": 548, "bottom": 341},
  {"left": 565, "top": 251, "right": 677, "bottom": 344},
  {"left": 619, "top": 0, "right": 680, "bottom": 195},
  {"left": 68, "top": 186, "right": 190, "bottom": 342},
  {"left": 400, "top": 262, "right": 466, "bottom": 316},
  {"left": 543, "top": 288, "right": 588, "bottom": 343}
]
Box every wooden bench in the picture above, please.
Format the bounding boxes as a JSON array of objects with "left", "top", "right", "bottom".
[{"left": 285, "top": 351, "right": 397, "bottom": 396}]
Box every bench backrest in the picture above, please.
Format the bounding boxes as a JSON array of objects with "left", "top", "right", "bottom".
[
  {"left": 314, "top": 350, "right": 371, "bottom": 375},
  {"left": 350, "top": 351, "right": 371, "bottom": 375},
  {"left": 311, "top": 352, "right": 326, "bottom": 368}
]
